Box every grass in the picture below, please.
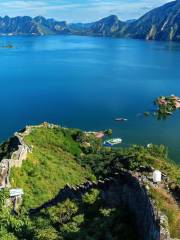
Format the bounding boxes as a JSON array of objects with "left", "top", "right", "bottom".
[
  {"left": 149, "top": 187, "right": 180, "bottom": 238},
  {"left": 10, "top": 126, "right": 95, "bottom": 209},
  {"left": 145, "top": 153, "right": 180, "bottom": 185},
  {"left": 121, "top": 144, "right": 180, "bottom": 185}
]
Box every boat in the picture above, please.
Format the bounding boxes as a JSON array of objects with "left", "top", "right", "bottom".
[
  {"left": 115, "top": 118, "right": 128, "bottom": 122},
  {"left": 103, "top": 138, "right": 122, "bottom": 147},
  {"left": 166, "top": 111, "right": 173, "bottom": 115}
]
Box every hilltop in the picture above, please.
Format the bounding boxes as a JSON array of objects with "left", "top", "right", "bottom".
[{"left": 0, "top": 123, "right": 179, "bottom": 239}]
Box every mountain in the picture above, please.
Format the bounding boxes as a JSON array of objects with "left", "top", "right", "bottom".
[
  {"left": 118, "top": 0, "right": 180, "bottom": 41},
  {"left": 0, "top": 0, "right": 180, "bottom": 41},
  {"left": 0, "top": 14, "right": 124, "bottom": 37},
  {"left": 0, "top": 15, "right": 70, "bottom": 35},
  {"left": 81, "top": 1, "right": 180, "bottom": 41},
  {"left": 69, "top": 22, "right": 93, "bottom": 31},
  {"left": 73, "top": 15, "right": 124, "bottom": 36}
]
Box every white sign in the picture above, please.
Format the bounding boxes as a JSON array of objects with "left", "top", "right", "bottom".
[{"left": 10, "top": 189, "right": 24, "bottom": 197}]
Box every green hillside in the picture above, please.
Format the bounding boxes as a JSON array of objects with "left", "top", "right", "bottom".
[
  {"left": 10, "top": 126, "right": 95, "bottom": 209},
  {"left": 0, "top": 124, "right": 179, "bottom": 239}
]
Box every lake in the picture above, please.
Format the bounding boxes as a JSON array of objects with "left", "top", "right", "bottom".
[{"left": 0, "top": 35, "right": 180, "bottom": 164}]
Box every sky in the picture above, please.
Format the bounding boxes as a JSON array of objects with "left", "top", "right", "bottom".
[{"left": 0, "top": 0, "right": 173, "bottom": 23}]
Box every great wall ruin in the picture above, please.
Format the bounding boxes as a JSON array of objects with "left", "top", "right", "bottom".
[
  {"left": 0, "top": 127, "right": 31, "bottom": 189},
  {"left": 0, "top": 123, "right": 55, "bottom": 188},
  {"left": 0, "top": 123, "right": 175, "bottom": 240}
]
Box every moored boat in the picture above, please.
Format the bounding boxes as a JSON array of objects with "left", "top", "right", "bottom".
[
  {"left": 103, "top": 138, "right": 122, "bottom": 147},
  {"left": 115, "top": 118, "right": 128, "bottom": 122}
]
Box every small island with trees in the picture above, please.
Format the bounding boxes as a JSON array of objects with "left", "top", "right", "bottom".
[
  {"left": 155, "top": 95, "right": 180, "bottom": 115},
  {"left": 1, "top": 44, "right": 14, "bottom": 49},
  {"left": 144, "top": 95, "right": 180, "bottom": 119}
]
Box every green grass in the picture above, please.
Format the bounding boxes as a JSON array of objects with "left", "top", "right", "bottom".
[
  {"left": 10, "top": 126, "right": 95, "bottom": 209},
  {"left": 127, "top": 145, "right": 180, "bottom": 184},
  {"left": 149, "top": 187, "right": 180, "bottom": 238}
]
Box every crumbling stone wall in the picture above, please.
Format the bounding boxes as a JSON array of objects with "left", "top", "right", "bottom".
[
  {"left": 0, "top": 123, "right": 58, "bottom": 188},
  {"left": 0, "top": 126, "right": 32, "bottom": 188}
]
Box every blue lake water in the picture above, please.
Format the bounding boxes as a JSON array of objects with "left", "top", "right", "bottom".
[{"left": 0, "top": 35, "right": 180, "bottom": 164}]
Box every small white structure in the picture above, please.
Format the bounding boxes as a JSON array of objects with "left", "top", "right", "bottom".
[
  {"left": 10, "top": 188, "right": 24, "bottom": 198},
  {"left": 9, "top": 189, "right": 24, "bottom": 212},
  {"left": 153, "top": 170, "right": 162, "bottom": 183},
  {"left": 147, "top": 143, "right": 153, "bottom": 148}
]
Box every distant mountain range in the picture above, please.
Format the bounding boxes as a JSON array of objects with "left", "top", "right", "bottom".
[{"left": 0, "top": 0, "right": 180, "bottom": 41}]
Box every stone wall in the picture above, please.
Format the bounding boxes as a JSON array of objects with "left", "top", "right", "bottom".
[
  {"left": 0, "top": 126, "right": 32, "bottom": 188},
  {"left": 0, "top": 123, "right": 59, "bottom": 188}
]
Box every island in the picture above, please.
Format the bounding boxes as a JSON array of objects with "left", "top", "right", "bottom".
[
  {"left": 1, "top": 44, "right": 14, "bottom": 49},
  {"left": 155, "top": 95, "right": 180, "bottom": 117}
]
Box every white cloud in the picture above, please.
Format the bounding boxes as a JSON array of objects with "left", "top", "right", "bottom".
[{"left": 0, "top": 0, "right": 173, "bottom": 22}]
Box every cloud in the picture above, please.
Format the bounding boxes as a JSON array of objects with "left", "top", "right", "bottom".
[{"left": 0, "top": 0, "right": 172, "bottom": 22}]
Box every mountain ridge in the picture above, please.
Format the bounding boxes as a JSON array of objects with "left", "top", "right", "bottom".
[
  {"left": 118, "top": 0, "right": 180, "bottom": 41},
  {"left": 0, "top": 0, "right": 180, "bottom": 41}
]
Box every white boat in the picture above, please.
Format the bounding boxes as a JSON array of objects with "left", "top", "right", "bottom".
[
  {"left": 166, "top": 111, "right": 173, "bottom": 115},
  {"left": 115, "top": 118, "right": 128, "bottom": 122},
  {"left": 103, "top": 138, "right": 122, "bottom": 146}
]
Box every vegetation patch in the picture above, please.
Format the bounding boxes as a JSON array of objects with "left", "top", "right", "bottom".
[
  {"left": 10, "top": 126, "right": 95, "bottom": 209},
  {"left": 149, "top": 187, "right": 180, "bottom": 237},
  {"left": 154, "top": 95, "right": 180, "bottom": 119},
  {"left": 32, "top": 189, "right": 138, "bottom": 240},
  {"left": 78, "top": 144, "right": 180, "bottom": 185}
]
